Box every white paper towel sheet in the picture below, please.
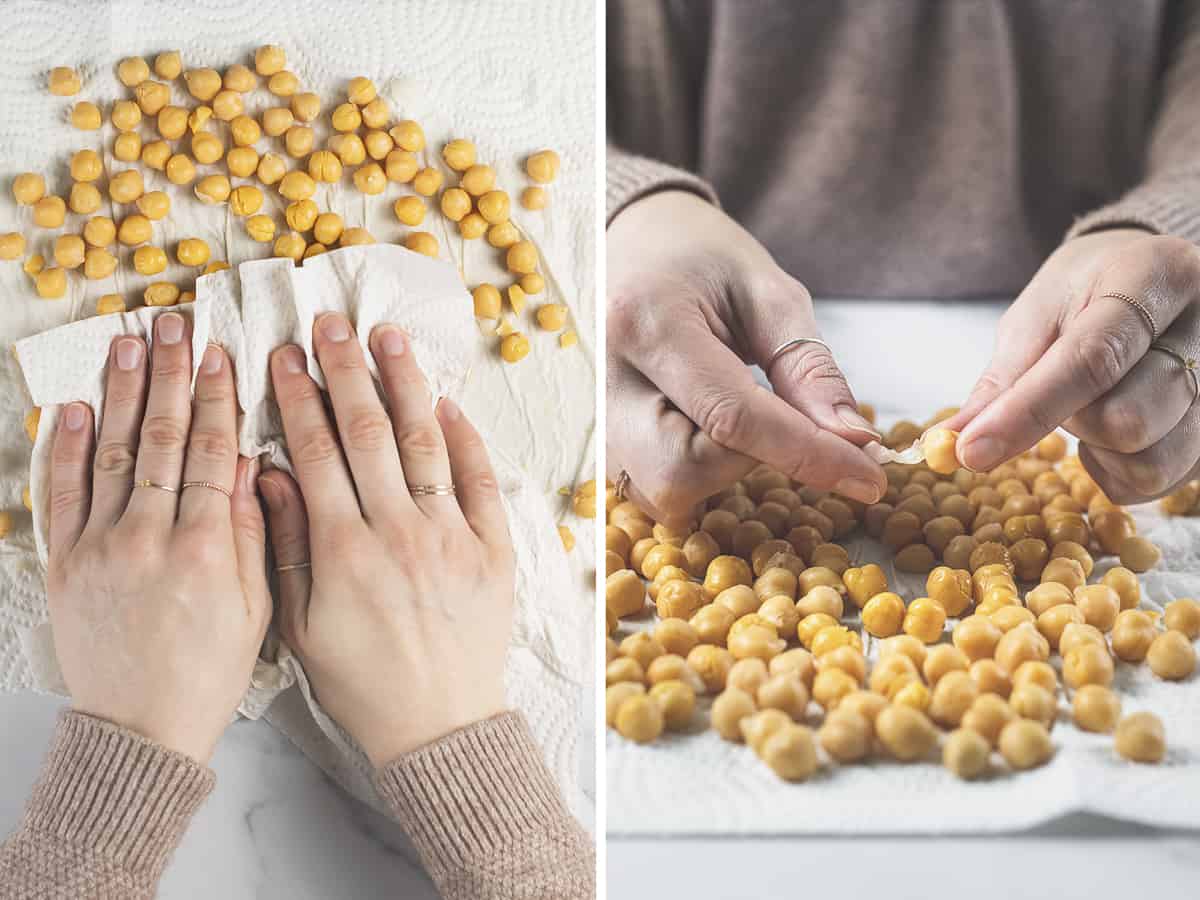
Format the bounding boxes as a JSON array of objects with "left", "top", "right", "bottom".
[{"left": 0, "top": 0, "right": 595, "bottom": 825}]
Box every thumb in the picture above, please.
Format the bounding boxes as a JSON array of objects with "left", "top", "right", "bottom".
[
  {"left": 741, "top": 272, "right": 880, "bottom": 446},
  {"left": 230, "top": 456, "right": 272, "bottom": 629}
]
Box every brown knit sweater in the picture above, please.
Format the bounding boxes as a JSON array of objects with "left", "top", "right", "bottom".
[
  {"left": 0, "top": 711, "right": 594, "bottom": 899},
  {"left": 607, "top": 0, "right": 1200, "bottom": 298}
]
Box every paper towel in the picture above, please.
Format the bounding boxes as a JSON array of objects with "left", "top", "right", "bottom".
[{"left": 0, "top": 0, "right": 596, "bottom": 825}]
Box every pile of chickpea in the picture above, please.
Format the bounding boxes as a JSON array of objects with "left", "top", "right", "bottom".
[
  {"left": 2, "top": 53, "right": 571, "bottom": 365},
  {"left": 605, "top": 410, "right": 1198, "bottom": 781}
]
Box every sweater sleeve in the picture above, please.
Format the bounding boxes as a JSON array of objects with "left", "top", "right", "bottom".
[
  {"left": 0, "top": 711, "right": 214, "bottom": 899},
  {"left": 606, "top": 0, "right": 719, "bottom": 224},
  {"left": 374, "top": 711, "right": 594, "bottom": 900},
  {"left": 1067, "top": 0, "right": 1200, "bottom": 242}
]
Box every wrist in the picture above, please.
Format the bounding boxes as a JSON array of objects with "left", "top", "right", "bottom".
[
  {"left": 358, "top": 697, "right": 509, "bottom": 769},
  {"left": 70, "top": 702, "right": 220, "bottom": 764}
]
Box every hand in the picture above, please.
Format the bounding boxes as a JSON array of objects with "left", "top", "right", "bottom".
[
  {"left": 259, "top": 315, "right": 514, "bottom": 768},
  {"left": 946, "top": 229, "right": 1200, "bottom": 503},
  {"left": 607, "top": 191, "right": 885, "bottom": 526},
  {"left": 46, "top": 313, "right": 272, "bottom": 763}
]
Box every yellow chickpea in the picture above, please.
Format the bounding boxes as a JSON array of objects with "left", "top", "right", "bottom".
[
  {"left": 521, "top": 186, "right": 548, "bottom": 210},
  {"left": 535, "top": 303, "right": 569, "bottom": 332},
  {"left": 141, "top": 139, "right": 171, "bottom": 171},
  {"left": 309, "top": 213, "right": 344, "bottom": 247},
  {"left": 902, "top": 597, "right": 947, "bottom": 644},
  {"left": 12, "top": 172, "right": 46, "bottom": 205},
  {"left": 262, "top": 107, "right": 295, "bottom": 137},
  {"left": 183, "top": 67, "right": 221, "bottom": 101},
  {"left": 157, "top": 105, "right": 189, "bottom": 140},
  {"left": 412, "top": 167, "right": 444, "bottom": 196},
  {"left": 136, "top": 191, "right": 171, "bottom": 221},
  {"left": 460, "top": 164, "right": 496, "bottom": 197},
  {"left": 488, "top": 220, "right": 521, "bottom": 248},
  {"left": 927, "top": 566, "right": 972, "bottom": 617},
  {"left": 442, "top": 139, "right": 477, "bottom": 171},
  {"left": 67, "top": 183, "right": 101, "bottom": 215},
  {"left": 132, "top": 245, "right": 167, "bottom": 276},
  {"left": 70, "top": 149, "right": 102, "bottom": 182},
  {"left": 1147, "top": 630, "right": 1197, "bottom": 680},
  {"left": 520, "top": 272, "right": 545, "bottom": 295},
  {"left": 113, "top": 131, "right": 142, "bottom": 163},
  {"left": 506, "top": 240, "right": 538, "bottom": 275},
  {"left": 95, "top": 293, "right": 126, "bottom": 315},
  {"left": 175, "top": 238, "right": 210, "bottom": 267},
  {"left": 34, "top": 267, "right": 67, "bottom": 299},
  {"left": 194, "top": 174, "right": 232, "bottom": 206},
  {"left": 53, "top": 235, "right": 85, "bottom": 270},
  {"left": 229, "top": 186, "right": 264, "bottom": 218},
  {"left": 256, "top": 153, "right": 287, "bottom": 186},
  {"left": 364, "top": 130, "right": 394, "bottom": 160},
  {"left": 998, "top": 718, "right": 1054, "bottom": 770},
  {"left": 254, "top": 44, "right": 287, "bottom": 76},
  {"left": 33, "top": 196, "right": 67, "bottom": 229},
  {"left": 268, "top": 71, "right": 300, "bottom": 97},
  {"left": 1063, "top": 642, "right": 1114, "bottom": 688},
  {"left": 211, "top": 89, "right": 243, "bottom": 122},
  {"left": 1072, "top": 684, "right": 1121, "bottom": 733},
  {"left": 0, "top": 232, "right": 25, "bottom": 260},
  {"left": 961, "top": 693, "right": 1016, "bottom": 745},
  {"left": 1074, "top": 584, "right": 1121, "bottom": 632},
  {"left": 223, "top": 63, "right": 256, "bottom": 93},
  {"left": 361, "top": 96, "right": 389, "bottom": 129},
  {"left": 48, "top": 66, "right": 81, "bottom": 96},
  {"left": 340, "top": 227, "right": 376, "bottom": 247},
  {"left": 23, "top": 254, "right": 45, "bottom": 277},
  {"left": 135, "top": 80, "right": 170, "bottom": 116},
  {"left": 353, "top": 163, "right": 387, "bottom": 195},
  {"left": 1113, "top": 712, "right": 1166, "bottom": 763},
  {"left": 1163, "top": 598, "right": 1200, "bottom": 638},
  {"left": 109, "top": 170, "right": 144, "bottom": 204},
  {"left": 284, "top": 125, "right": 315, "bottom": 158},
  {"left": 875, "top": 704, "right": 939, "bottom": 762},
  {"left": 861, "top": 591, "right": 904, "bottom": 638},
  {"left": 477, "top": 190, "right": 511, "bottom": 225},
  {"left": 389, "top": 120, "right": 425, "bottom": 152},
  {"left": 165, "top": 154, "right": 196, "bottom": 185},
  {"left": 71, "top": 101, "right": 102, "bottom": 130},
  {"left": 117, "top": 56, "right": 150, "bottom": 87},
  {"left": 440, "top": 188, "right": 472, "bottom": 222},
  {"left": 526, "top": 149, "right": 561, "bottom": 183}
]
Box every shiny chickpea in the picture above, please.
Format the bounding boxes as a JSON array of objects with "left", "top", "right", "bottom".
[
  {"left": 284, "top": 125, "right": 314, "bottom": 158},
  {"left": 1114, "top": 711, "right": 1166, "bottom": 763},
  {"left": 165, "top": 154, "right": 196, "bottom": 186},
  {"left": 136, "top": 191, "right": 170, "bottom": 221},
  {"left": 143, "top": 282, "right": 180, "bottom": 307},
  {"left": 842, "top": 563, "right": 887, "bottom": 609},
  {"left": 287, "top": 91, "right": 320, "bottom": 124},
  {"left": 902, "top": 597, "right": 946, "bottom": 644},
  {"left": 439, "top": 187, "right": 472, "bottom": 222},
  {"left": 211, "top": 89, "right": 243, "bottom": 122},
  {"left": 921, "top": 427, "right": 960, "bottom": 474},
  {"left": 34, "top": 267, "right": 67, "bottom": 299},
  {"left": 526, "top": 149, "right": 560, "bottom": 183},
  {"left": 133, "top": 246, "right": 167, "bottom": 276},
  {"left": 351, "top": 162, "right": 385, "bottom": 195},
  {"left": 117, "top": 214, "right": 152, "bottom": 246},
  {"left": 12, "top": 172, "right": 45, "bottom": 205},
  {"left": 458, "top": 164, "right": 494, "bottom": 197},
  {"left": 262, "top": 107, "right": 295, "bottom": 137},
  {"left": 605, "top": 569, "right": 645, "bottom": 619},
  {"left": 363, "top": 130, "right": 393, "bottom": 160},
  {"left": 116, "top": 56, "right": 150, "bottom": 87},
  {"left": 1091, "top": 508, "right": 1135, "bottom": 555},
  {"left": 926, "top": 567, "right": 971, "bottom": 617},
  {"left": 875, "top": 704, "right": 938, "bottom": 762},
  {"left": 656, "top": 580, "right": 704, "bottom": 621},
  {"left": 857, "top": 590, "right": 901, "bottom": 638},
  {"left": 1118, "top": 536, "right": 1161, "bottom": 573},
  {"left": 1009, "top": 537, "right": 1049, "bottom": 582},
  {"left": 1147, "top": 630, "right": 1196, "bottom": 680},
  {"left": 67, "top": 183, "right": 101, "bottom": 215},
  {"left": 1074, "top": 584, "right": 1121, "bottom": 632},
  {"left": 282, "top": 199, "right": 318, "bottom": 233},
  {"left": 69, "top": 149, "right": 102, "bottom": 183},
  {"left": 687, "top": 644, "right": 734, "bottom": 693},
  {"left": 175, "top": 238, "right": 210, "bottom": 268},
  {"left": 702, "top": 555, "right": 752, "bottom": 601},
  {"left": 506, "top": 240, "right": 538, "bottom": 274},
  {"left": 48, "top": 66, "right": 81, "bottom": 95},
  {"left": 109, "top": 169, "right": 144, "bottom": 204},
  {"left": 229, "top": 185, "right": 264, "bottom": 218}
]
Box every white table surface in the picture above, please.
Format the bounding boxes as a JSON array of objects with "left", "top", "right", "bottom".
[{"left": 608, "top": 298, "right": 1200, "bottom": 898}]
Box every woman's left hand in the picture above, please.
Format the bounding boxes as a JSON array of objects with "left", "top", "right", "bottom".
[{"left": 945, "top": 229, "right": 1200, "bottom": 503}]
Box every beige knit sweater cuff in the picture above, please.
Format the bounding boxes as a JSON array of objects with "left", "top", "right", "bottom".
[
  {"left": 1066, "top": 167, "right": 1200, "bottom": 244},
  {"left": 0, "top": 710, "right": 214, "bottom": 898},
  {"left": 607, "top": 145, "right": 719, "bottom": 226},
  {"left": 375, "top": 710, "right": 595, "bottom": 900}
]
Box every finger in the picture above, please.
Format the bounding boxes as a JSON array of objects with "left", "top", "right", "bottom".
[
  {"left": 311, "top": 315, "right": 409, "bottom": 522},
  {"left": 370, "top": 324, "right": 455, "bottom": 519},
  {"left": 957, "top": 240, "right": 1198, "bottom": 470},
  {"left": 179, "top": 345, "right": 239, "bottom": 526},
  {"left": 48, "top": 402, "right": 95, "bottom": 565},
  {"left": 270, "top": 344, "right": 361, "bottom": 525},
  {"left": 1066, "top": 325, "right": 1198, "bottom": 454},
  {"left": 88, "top": 336, "right": 148, "bottom": 528},
  {"left": 737, "top": 274, "right": 880, "bottom": 446},
  {"left": 609, "top": 366, "right": 756, "bottom": 526},
  {"left": 1080, "top": 401, "right": 1200, "bottom": 504},
  {"left": 259, "top": 468, "right": 313, "bottom": 648},
  {"left": 435, "top": 397, "right": 510, "bottom": 548},
  {"left": 230, "top": 456, "right": 271, "bottom": 627},
  {"left": 633, "top": 314, "right": 885, "bottom": 502}
]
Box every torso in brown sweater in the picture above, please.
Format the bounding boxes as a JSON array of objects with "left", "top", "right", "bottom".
[{"left": 608, "top": 0, "right": 1200, "bottom": 298}]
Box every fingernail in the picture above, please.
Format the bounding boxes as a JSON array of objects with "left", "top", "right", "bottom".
[
  {"left": 437, "top": 397, "right": 461, "bottom": 422},
  {"left": 377, "top": 326, "right": 407, "bottom": 356},
  {"left": 834, "top": 477, "right": 882, "bottom": 504},
  {"left": 157, "top": 312, "right": 184, "bottom": 345},
  {"left": 201, "top": 344, "right": 223, "bottom": 374},
  {"left": 115, "top": 337, "right": 143, "bottom": 371},
  {"left": 961, "top": 436, "right": 1005, "bottom": 472},
  {"left": 257, "top": 476, "right": 281, "bottom": 508},
  {"left": 319, "top": 314, "right": 351, "bottom": 343},
  {"left": 279, "top": 345, "right": 306, "bottom": 374},
  {"left": 63, "top": 402, "right": 86, "bottom": 431},
  {"left": 835, "top": 405, "right": 882, "bottom": 439}
]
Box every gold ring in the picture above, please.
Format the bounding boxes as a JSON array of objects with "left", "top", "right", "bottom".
[
  {"left": 276, "top": 562, "right": 311, "bottom": 573},
  {"left": 133, "top": 479, "right": 177, "bottom": 494},
  {"left": 1102, "top": 292, "right": 1158, "bottom": 340},
  {"left": 410, "top": 484, "right": 456, "bottom": 496},
  {"left": 614, "top": 469, "right": 631, "bottom": 501},
  {"left": 1149, "top": 342, "right": 1200, "bottom": 407},
  {"left": 181, "top": 480, "right": 232, "bottom": 498}
]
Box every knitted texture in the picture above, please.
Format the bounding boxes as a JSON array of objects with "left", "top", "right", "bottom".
[
  {"left": 0, "top": 711, "right": 214, "bottom": 899},
  {"left": 607, "top": 146, "right": 720, "bottom": 225},
  {"left": 376, "top": 711, "right": 595, "bottom": 900}
]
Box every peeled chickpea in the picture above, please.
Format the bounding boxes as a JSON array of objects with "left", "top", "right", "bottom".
[
  {"left": 875, "top": 704, "right": 939, "bottom": 762},
  {"left": 23, "top": 254, "right": 44, "bottom": 277},
  {"left": 262, "top": 107, "right": 294, "bottom": 137},
  {"left": 135, "top": 80, "right": 170, "bottom": 116},
  {"left": 212, "top": 89, "right": 243, "bottom": 122},
  {"left": 133, "top": 246, "right": 167, "bottom": 276},
  {"left": 902, "top": 597, "right": 946, "bottom": 644},
  {"left": 478, "top": 190, "right": 511, "bottom": 225},
  {"left": 243, "top": 214, "right": 274, "bottom": 243},
  {"left": 1026, "top": 581, "right": 1073, "bottom": 617},
  {"left": 843, "top": 563, "right": 887, "bottom": 609},
  {"left": 95, "top": 293, "right": 125, "bottom": 315},
  {"left": 0, "top": 232, "right": 25, "bottom": 260},
  {"left": 141, "top": 140, "right": 170, "bottom": 170},
  {"left": 520, "top": 186, "right": 548, "bottom": 211},
  {"left": 1074, "top": 584, "right": 1121, "bottom": 632},
  {"left": 921, "top": 427, "right": 960, "bottom": 474},
  {"left": 1114, "top": 711, "right": 1166, "bottom": 763},
  {"left": 403, "top": 231, "right": 437, "bottom": 255},
  {"left": 165, "top": 154, "right": 196, "bottom": 185},
  {"left": 48, "top": 66, "right": 81, "bottom": 96},
  {"left": 656, "top": 579, "right": 703, "bottom": 620},
  {"left": 52, "top": 235, "right": 84, "bottom": 270},
  {"left": 459, "top": 164, "right": 495, "bottom": 197},
  {"left": 526, "top": 149, "right": 560, "bottom": 183},
  {"left": 136, "top": 192, "right": 170, "bottom": 221},
  {"left": 313, "top": 213, "right": 344, "bottom": 246},
  {"left": 506, "top": 240, "right": 538, "bottom": 274},
  {"left": 71, "top": 101, "right": 102, "bottom": 130},
  {"left": 364, "top": 130, "right": 393, "bottom": 160},
  {"left": 861, "top": 591, "right": 905, "bottom": 638},
  {"left": 442, "top": 139, "right": 476, "bottom": 171},
  {"left": 353, "top": 162, "right": 386, "bottom": 195},
  {"left": 113, "top": 132, "right": 142, "bottom": 163},
  {"left": 995, "top": 622, "right": 1049, "bottom": 674},
  {"left": 256, "top": 153, "right": 287, "bottom": 186},
  {"left": 943, "top": 728, "right": 990, "bottom": 779},
  {"left": 285, "top": 125, "right": 314, "bottom": 158},
  {"left": 117, "top": 56, "right": 150, "bottom": 87},
  {"left": 811, "top": 667, "right": 857, "bottom": 711},
  {"left": 488, "top": 220, "right": 521, "bottom": 248},
  {"left": 687, "top": 644, "right": 735, "bottom": 693},
  {"left": 254, "top": 44, "right": 286, "bottom": 76},
  {"left": 412, "top": 167, "right": 444, "bottom": 196},
  {"left": 440, "top": 188, "right": 472, "bottom": 222},
  {"left": 880, "top": 634, "right": 928, "bottom": 670},
  {"left": 387, "top": 120, "right": 424, "bottom": 153},
  {"left": 1147, "top": 630, "right": 1196, "bottom": 680},
  {"left": 109, "top": 170, "right": 144, "bottom": 204},
  {"left": 230, "top": 186, "right": 264, "bottom": 217},
  {"left": 176, "top": 238, "right": 210, "bottom": 267},
  {"left": 893, "top": 680, "right": 930, "bottom": 712},
  {"left": 157, "top": 105, "right": 188, "bottom": 140},
  {"left": 606, "top": 656, "right": 645, "bottom": 687},
  {"left": 285, "top": 199, "right": 319, "bottom": 233},
  {"left": 68, "top": 183, "right": 101, "bottom": 215},
  {"left": 34, "top": 267, "right": 67, "bottom": 299},
  {"left": 1037, "top": 603, "right": 1084, "bottom": 650},
  {"left": 117, "top": 214, "right": 152, "bottom": 246},
  {"left": 331, "top": 101, "right": 362, "bottom": 132},
  {"left": 279, "top": 171, "right": 317, "bottom": 202},
  {"left": 70, "top": 149, "right": 102, "bottom": 183},
  {"left": 12, "top": 172, "right": 45, "bottom": 205},
  {"left": 615, "top": 695, "right": 664, "bottom": 743},
  {"left": 268, "top": 71, "right": 300, "bottom": 97},
  {"left": 1063, "top": 642, "right": 1113, "bottom": 689},
  {"left": 818, "top": 708, "right": 871, "bottom": 763},
  {"left": 184, "top": 67, "right": 221, "bottom": 101}
]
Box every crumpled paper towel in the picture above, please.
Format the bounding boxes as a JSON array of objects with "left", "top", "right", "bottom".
[
  {"left": 608, "top": 506, "right": 1200, "bottom": 835},
  {"left": 15, "top": 245, "right": 589, "bottom": 817}
]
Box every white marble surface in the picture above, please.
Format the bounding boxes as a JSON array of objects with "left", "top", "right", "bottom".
[{"left": 608, "top": 298, "right": 1200, "bottom": 895}]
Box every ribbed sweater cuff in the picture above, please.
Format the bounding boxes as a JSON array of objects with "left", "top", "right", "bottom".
[
  {"left": 22, "top": 710, "right": 214, "bottom": 882},
  {"left": 607, "top": 147, "right": 719, "bottom": 226},
  {"left": 1066, "top": 168, "right": 1200, "bottom": 244},
  {"left": 375, "top": 711, "right": 587, "bottom": 884}
]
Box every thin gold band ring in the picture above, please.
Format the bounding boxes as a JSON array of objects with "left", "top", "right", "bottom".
[
  {"left": 276, "top": 562, "right": 312, "bottom": 573},
  {"left": 1149, "top": 342, "right": 1200, "bottom": 407},
  {"left": 181, "top": 480, "right": 232, "bottom": 498},
  {"left": 133, "top": 479, "right": 177, "bottom": 494},
  {"left": 410, "top": 484, "right": 456, "bottom": 496},
  {"left": 1102, "top": 291, "right": 1158, "bottom": 340},
  {"left": 767, "top": 337, "right": 833, "bottom": 373}
]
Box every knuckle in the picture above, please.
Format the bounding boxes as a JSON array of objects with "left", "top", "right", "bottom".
[
  {"left": 694, "top": 392, "right": 752, "bottom": 450},
  {"left": 328, "top": 346, "right": 366, "bottom": 373},
  {"left": 151, "top": 358, "right": 192, "bottom": 387},
  {"left": 608, "top": 288, "right": 648, "bottom": 347},
  {"left": 94, "top": 441, "right": 137, "bottom": 476},
  {"left": 280, "top": 377, "right": 323, "bottom": 405},
  {"left": 141, "top": 414, "right": 189, "bottom": 453},
  {"left": 49, "top": 486, "right": 85, "bottom": 520},
  {"left": 1095, "top": 397, "right": 1151, "bottom": 453},
  {"left": 1074, "top": 328, "right": 1129, "bottom": 395},
  {"left": 778, "top": 344, "right": 845, "bottom": 388},
  {"left": 187, "top": 426, "right": 236, "bottom": 464},
  {"left": 394, "top": 421, "right": 444, "bottom": 459},
  {"left": 1154, "top": 235, "right": 1200, "bottom": 282},
  {"left": 293, "top": 429, "right": 342, "bottom": 468},
  {"left": 344, "top": 408, "right": 395, "bottom": 453},
  {"left": 463, "top": 466, "right": 500, "bottom": 497}
]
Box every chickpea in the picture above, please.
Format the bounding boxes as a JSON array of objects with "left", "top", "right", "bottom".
[
  {"left": 113, "top": 132, "right": 142, "bottom": 163},
  {"left": 115, "top": 56, "right": 150, "bottom": 87},
  {"left": 478, "top": 190, "right": 511, "bottom": 225},
  {"left": 23, "top": 254, "right": 44, "bottom": 277},
  {"left": 1163, "top": 598, "right": 1200, "bottom": 639},
  {"left": 311, "top": 213, "right": 344, "bottom": 247},
  {"left": 12, "top": 172, "right": 45, "bottom": 205},
  {"left": 843, "top": 563, "right": 887, "bottom": 609},
  {"left": 48, "top": 66, "right": 81, "bottom": 96},
  {"left": 526, "top": 149, "right": 560, "bottom": 184},
  {"left": 141, "top": 140, "right": 170, "bottom": 171},
  {"left": 1025, "top": 581, "right": 1073, "bottom": 617},
  {"left": 360, "top": 96, "right": 389, "bottom": 129},
  {"left": 700, "top": 555, "right": 751, "bottom": 602},
  {"left": 50, "top": 235, "right": 83, "bottom": 270},
  {"left": 1009, "top": 537, "right": 1049, "bottom": 582},
  {"left": 859, "top": 591, "right": 903, "bottom": 638},
  {"left": 615, "top": 694, "right": 664, "bottom": 743},
  {"left": 68, "top": 183, "right": 101, "bottom": 215},
  {"left": 868, "top": 652, "right": 919, "bottom": 697},
  {"left": 653, "top": 620, "right": 698, "bottom": 659},
  {"left": 619, "top": 632, "right": 666, "bottom": 672},
  {"left": 656, "top": 580, "right": 704, "bottom": 621},
  {"left": 942, "top": 728, "right": 990, "bottom": 779},
  {"left": 328, "top": 101, "right": 361, "bottom": 132},
  {"left": 810, "top": 624, "right": 861, "bottom": 658},
  {"left": 154, "top": 105, "right": 187, "bottom": 140},
  {"left": 142, "top": 281, "right": 180, "bottom": 307},
  {"left": 439, "top": 187, "right": 472, "bottom": 222},
  {"left": 188, "top": 106, "right": 212, "bottom": 134},
  {"left": 218, "top": 62, "right": 255, "bottom": 92},
  {"left": 352, "top": 162, "right": 386, "bottom": 195},
  {"left": 996, "top": 718, "right": 1054, "bottom": 770},
  {"left": 115, "top": 214, "right": 151, "bottom": 246},
  {"left": 727, "top": 657, "right": 770, "bottom": 696},
  {"left": 606, "top": 655, "right": 646, "bottom": 687},
  {"left": 818, "top": 708, "right": 871, "bottom": 763},
  {"left": 256, "top": 153, "right": 287, "bottom": 186},
  {"left": 364, "top": 130, "right": 393, "bottom": 160},
  {"left": 252, "top": 44, "right": 285, "bottom": 76},
  {"left": 0, "top": 232, "right": 25, "bottom": 260},
  {"left": 1074, "top": 584, "right": 1120, "bottom": 632},
  {"left": 768, "top": 648, "right": 816, "bottom": 690},
  {"left": 173, "top": 238, "right": 209, "bottom": 268},
  {"left": 1068, "top": 684, "right": 1121, "bottom": 734},
  {"left": 133, "top": 246, "right": 167, "bottom": 276},
  {"left": 165, "top": 154, "right": 196, "bottom": 186},
  {"left": 926, "top": 567, "right": 972, "bottom": 617},
  {"left": 735, "top": 710, "right": 790, "bottom": 757},
  {"left": 227, "top": 186, "right": 263, "bottom": 218},
  {"left": 943, "top": 535, "right": 978, "bottom": 570},
  {"left": 34, "top": 267, "right": 67, "bottom": 299},
  {"left": 133, "top": 192, "right": 169, "bottom": 222},
  {"left": 893, "top": 680, "right": 930, "bottom": 712},
  {"left": 182, "top": 67, "right": 220, "bottom": 101},
  {"left": 921, "top": 645, "right": 968, "bottom": 687},
  {"left": 70, "top": 149, "right": 102, "bottom": 183},
  {"left": 880, "top": 633, "right": 928, "bottom": 670},
  {"left": 921, "top": 427, "right": 960, "bottom": 474},
  {"left": 262, "top": 107, "right": 295, "bottom": 137},
  {"left": 995, "top": 622, "right": 1050, "bottom": 675},
  {"left": 990, "top": 606, "right": 1036, "bottom": 633},
  {"left": 1108, "top": 609, "right": 1154, "bottom": 662},
  {"left": 881, "top": 510, "right": 923, "bottom": 551},
  {"left": 285, "top": 125, "right": 315, "bottom": 158},
  {"left": 108, "top": 169, "right": 144, "bottom": 205},
  {"left": 379, "top": 150, "right": 418, "bottom": 185},
  {"left": 268, "top": 71, "right": 300, "bottom": 97},
  {"left": 95, "top": 293, "right": 125, "bottom": 315},
  {"left": 757, "top": 595, "right": 800, "bottom": 637},
  {"left": 927, "top": 670, "right": 978, "bottom": 728},
  {"left": 1147, "top": 630, "right": 1197, "bottom": 680},
  {"left": 1036, "top": 603, "right": 1084, "bottom": 650},
  {"left": 876, "top": 704, "right": 939, "bottom": 762},
  {"left": 71, "top": 101, "right": 102, "bottom": 130},
  {"left": 1114, "top": 711, "right": 1166, "bottom": 763},
  {"left": 687, "top": 644, "right": 735, "bottom": 693},
  {"left": 521, "top": 186, "right": 548, "bottom": 210},
  {"left": 1118, "top": 536, "right": 1161, "bottom": 573},
  {"left": 82, "top": 216, "right": 115, "bottom": 248},
  {"left": 520, "top": 273, "right": 546, "bottom": 296},
  {"left": 649, "top": 680, "right": 696, "bottom": 731},
  {"left": 838, "top": 690, "right": 888, "bottom": 728},
  {"left": 506, "top": 240, "right": 538, "bottom": 275},
  {"left": 605, "top": 569, "right": 646, "bottom": 619},
  {"left": 711, "top": 687, "right": 757, "bottom": 741},
  {"left": 757, "top": 672, "right": 809, "bottom": 720},
  {"left": 820, "top": 645, "right": 866, "bottom": 685},
  {"left": 728, "top": 623, "right": 786, "bottom": 662},
  {"left": 212, "top": 89, "right": 243, "bottom": 122},
  {"left": 288, "top": 91, "right": 321, "bottom": 124},
  {"left": 280, "top": 200, "right": 317, "bottom": 234},
  {"left": 902, "top": 597, "right": 946, "bottom": 644},
  {"left": 812, "top": 667, "right": 857, "bottom": 710},
  {"left": 455, "top": 164, "right": 493, "bottom": 197},
  {"left": 962, "top": 693, "right": 1016, "bottom": 745}
]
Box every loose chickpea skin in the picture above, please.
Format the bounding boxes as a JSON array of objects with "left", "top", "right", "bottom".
[
  {"left": 1114, "top": 711, "right": 1166, "bottom": 763},
  {"left": 1147, "top": 630, "right": 1197, "bottom": 680}
]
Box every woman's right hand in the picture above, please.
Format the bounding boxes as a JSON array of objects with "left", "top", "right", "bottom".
[
  {"left": 606, "top": 191, "right": 886, "bottom": 525},
  {"left": 259, "top": 315, "right": 515, "bottom": 767}
]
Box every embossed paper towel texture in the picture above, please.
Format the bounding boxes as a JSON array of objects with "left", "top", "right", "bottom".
[{"left": 0, "top": 0, "right": 595, "bottom": 823}]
